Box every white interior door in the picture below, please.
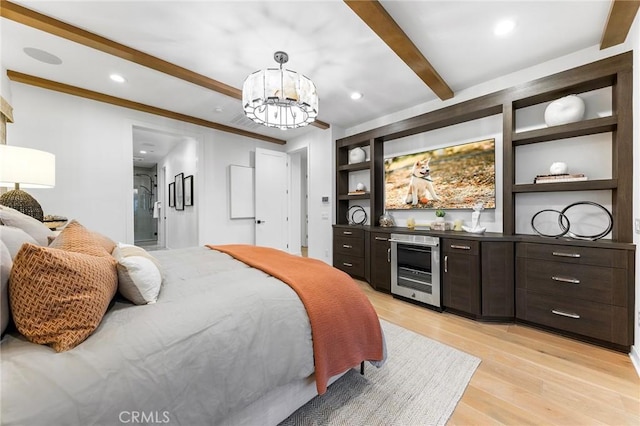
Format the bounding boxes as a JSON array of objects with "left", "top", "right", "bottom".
[{"left": 255, "top": 148, "right": 288, "bottom": 250}]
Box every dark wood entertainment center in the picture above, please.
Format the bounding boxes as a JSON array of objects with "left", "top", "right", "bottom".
[{"left": 333, "top": 52, "right": 635, "bottom": 352}]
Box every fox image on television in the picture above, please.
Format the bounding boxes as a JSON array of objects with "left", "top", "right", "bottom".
[{"left": 385, "top": 139, "right": 496, "bottom": 210}]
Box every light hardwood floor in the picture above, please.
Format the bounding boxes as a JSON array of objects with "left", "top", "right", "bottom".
[{"left": 356, "top": 280, "right": 640, "bottom": 425}]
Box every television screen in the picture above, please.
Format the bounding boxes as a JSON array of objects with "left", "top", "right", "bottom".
[{"left": 384, "top": 138, "right": 496, "bottom": 210}]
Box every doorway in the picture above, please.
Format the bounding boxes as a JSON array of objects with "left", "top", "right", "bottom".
[
  {"left": 131, "top": 124, "right": 196, "bottom": 250},
  {"left": 133, "top": 165, "right": 158, "bottom": 247},
  {"left": 288, "top": 147, "right": 309, "bottom": 257}
]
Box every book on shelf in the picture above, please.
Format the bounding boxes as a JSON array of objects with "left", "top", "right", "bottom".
[
  {"left": 347, "top": 190, "right": 367, "bottom": 195},
  {"left": 534, "top": 173, "right": 587, "bottom": 183}
]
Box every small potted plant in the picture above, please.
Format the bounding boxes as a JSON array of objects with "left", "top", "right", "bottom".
[{"left": 435, "top": 209, "right": 446, "bottom": 222}]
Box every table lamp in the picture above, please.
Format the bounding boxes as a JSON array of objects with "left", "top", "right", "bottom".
[{"left": 0, "top": 145, "right": 55, "bottom": 221}]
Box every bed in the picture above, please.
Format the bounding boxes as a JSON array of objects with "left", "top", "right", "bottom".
[{"left": 1, "top": 223, "right": 385, "bottom": 425}]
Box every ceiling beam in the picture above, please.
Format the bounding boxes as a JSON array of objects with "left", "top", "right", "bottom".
[
  {"left": 7, "top": 70, "right": 286, "bottom": 145},
  {"left": 344, "top": 0, "right": 453, "bottom": 101},
  {"left": 600, "top": 0, "right": 640, "bottom": 49},
  {"left": 0, "top": 0, "right": 330, "bottom": 130}
]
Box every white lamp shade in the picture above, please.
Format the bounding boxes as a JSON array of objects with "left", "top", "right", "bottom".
[{"left": 0, "top": 145, "right": 55, "bottom": 188}]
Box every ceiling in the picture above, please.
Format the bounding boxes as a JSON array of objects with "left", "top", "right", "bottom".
[{"left": 0, "top": 0, "right": 631, "bottom": 160}]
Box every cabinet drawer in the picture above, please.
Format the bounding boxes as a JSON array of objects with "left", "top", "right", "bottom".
[
  {"left": 517, "top": 259, "right": 627, "bottom": 306},
  {"left": 371, "top": 232, "right": 390, "bottom": 242},
  {"left": 443, "top": 239, "right": 479, "bottom": 255},
  {"left": 333, "top": 228, "right": 364, "bottom": 239},
  {"left": 516, "top": 243, "right": 627, "bottom": 268},
  {"left": 517, "top": 291, "right": 629, "bottom": 345},
  {"left": 334, "top": 235, "right": 364, "bottom": 257},
  {"left": 333, "top": 254, "right": 365, "bottom": 277}
]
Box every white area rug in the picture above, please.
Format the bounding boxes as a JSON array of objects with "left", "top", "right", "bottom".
[{"left": 280, "top": 320, "right": 480, "bottom": 426}]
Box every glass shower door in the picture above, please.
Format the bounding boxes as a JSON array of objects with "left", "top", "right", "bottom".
[{"left": 133, "top": 168, "right": 157, "bottom": 244}]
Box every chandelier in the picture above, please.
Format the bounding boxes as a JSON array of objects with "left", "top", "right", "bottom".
[{"left": 242, "top": 51, "right": 318, "bottom": 130}]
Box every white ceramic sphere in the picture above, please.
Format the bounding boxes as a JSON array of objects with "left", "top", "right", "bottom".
[
  {"left": 356, "top": 182, "right": 365, "bottom": 191},
  {"left": 349, "top": 147, "right": 366, "bottom": 164},
  {"left": 544, "top": 95, "right": 585, "bottom": 127},
  {"left": 549, "top": 162, "right": 568, "bottom": 175}
]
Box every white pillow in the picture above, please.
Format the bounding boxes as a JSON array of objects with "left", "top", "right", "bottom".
[
  {"left": 0, "top": 206, "right": 54, "bottom": 246},
  {"left": 0, "top": 225, "right": 38, "bottom": 259},
  {"left": 1, "top": 240, "right": 12, "bottom": 335},
  {"left": 112, "top": 243, "right": 163, "bottom": 305}
]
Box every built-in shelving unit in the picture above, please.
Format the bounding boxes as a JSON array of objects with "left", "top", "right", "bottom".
[
  {"left": 333, "top": 51, "right": 635, "bottom": 351},
  {"left": 503, "top": 51, "right": 633, "bottom": 243},
  {"left": 336, "top": 137, "right": 383, "bottom": 225}
]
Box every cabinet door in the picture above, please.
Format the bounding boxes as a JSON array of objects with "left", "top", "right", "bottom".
[
  {"left": 481, "top": 241, "right": 514, "bottom": 318},
  {"left": 370, "top": 232, "right": 391, "bottom": 293},
  {"left": 442, "top": 240, "right": 481, "bottom": 316}
]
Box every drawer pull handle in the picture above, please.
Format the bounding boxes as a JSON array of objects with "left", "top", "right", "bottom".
[
  {"left": 375, "top": 237, "right": 388, "bottom": 241},
  {"left": 451, "top": 244, "right": 471, "bottom": 250},
  {"left": 551, "top": 309, "right": 580, "bottom": 319},
  {"left": 552, "top": 251, "right": 581, "bottom": 258},
  {"left": 342, "top": 244, "right": 353, "bottom": 249},
  {"left": 444, "top": 255, "right": 448, "bottom": 273},
  {"left": 342, "top": 262, "right": 353, "bottom": 267},
  {"left": 552, "top": 276, "right": 580, "bottom": 284},
  {"left": 387, "top": 248, "right": 391, "bottom": 263},
  {"left": 343, "top": 231, "right": 353, "bottom": 235}
]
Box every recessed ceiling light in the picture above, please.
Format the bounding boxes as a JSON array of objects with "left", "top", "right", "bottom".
[
  {"left": 350, "top": 92, "right": 363, "bottom": 101},
  {"left": 110, "top": 74, "right": 126, "bottom": 83},
  {"left": 23, "top": 47, "right": 62, "bottom": 65},
  {"left": 214, "top": 106, "right": 224, "bottom": 113},
  {"left": 139, "top": 150, "right": 147, "bottom": 154},
  {"left": 494, "top": 19, "right": 516, "bottom": 36}
]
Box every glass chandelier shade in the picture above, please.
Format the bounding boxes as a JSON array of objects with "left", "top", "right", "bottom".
[{"left": 242, "top": 52, "right": 318, "bottom": 130}]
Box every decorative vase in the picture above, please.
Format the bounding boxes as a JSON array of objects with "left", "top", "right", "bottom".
[
  {"left": 544, "top": 95, "right": 585, "bottom": 127},
  {"left": 379, "top": 211, "right": 394, "bottom": 227},
  {"left": 348, "top": 147, "right": 366, "bottom": 164},
  {"left": 549, "top": 162, "right": 568, "bottom": 175}
]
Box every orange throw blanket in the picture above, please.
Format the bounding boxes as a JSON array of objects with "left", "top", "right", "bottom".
[{"left": 206, "top": 244, "right": 384, "bottom": 394}]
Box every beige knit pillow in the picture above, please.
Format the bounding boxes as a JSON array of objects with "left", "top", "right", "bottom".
[
  {"left": 1, "top": 240, "right": 11, "bottom": 335},
  {"left": 9, "top": 243, "right": 117, "bottom": 352}
]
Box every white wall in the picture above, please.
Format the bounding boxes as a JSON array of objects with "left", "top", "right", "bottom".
[
  {"left": 162, "top": 137, "right": 198, "bottom": 249},
  {"left": 198, "top": 132, "right": 285, "bottom": 246},
  {"left": 286, "top": 127, "right": 340, "bottom": 263},
  {"left": 7, "top": 84, "right": 133, "bottom": 241},
  {"left": 5, "top": 83, "right": 284, "bottom": 245}
]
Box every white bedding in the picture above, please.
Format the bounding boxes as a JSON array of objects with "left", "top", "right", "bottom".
[{"left": 1, "top": 247, "right": 315, "bottom": 425}]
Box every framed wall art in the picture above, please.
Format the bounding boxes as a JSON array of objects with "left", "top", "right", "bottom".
[
  {"left": 184, "top": 175, "right": 194, "bottom": 206},
  {"left": 175, "top": 172, "right": 184, "bottom": 211},
  {"left": 168, "top": 182, "right": 175, "bottom": 208}
]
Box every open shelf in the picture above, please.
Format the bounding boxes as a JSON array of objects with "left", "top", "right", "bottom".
[
  {"left": 512, "top": 116, "right": 617, "bottom": 146},
  {"left": 512, "top": 179, "right": 617, "bottom": 193},
  {"left": 337, "top": 161, "right": 371, "bottom": 172},
  {"left": 338, "top": 193, "right": 371, "bottom": 201}
]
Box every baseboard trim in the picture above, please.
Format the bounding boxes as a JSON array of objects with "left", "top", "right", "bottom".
[{"left": 630, "top": 345, "right": 640, "bottom": 377}]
